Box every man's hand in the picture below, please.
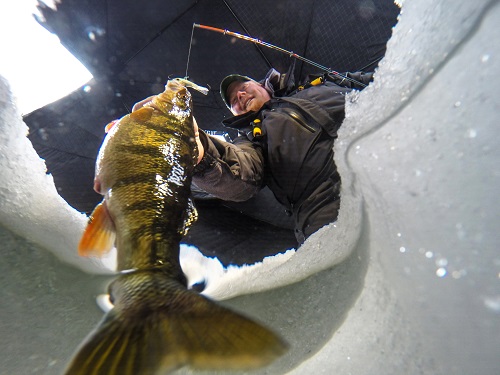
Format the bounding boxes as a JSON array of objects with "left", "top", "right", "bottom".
[
  {"left": 132, "top": 96, "right": 157, "bottom": 112},
  {"left": 132, "top": 96, "right": 204, "bottom": 164}
]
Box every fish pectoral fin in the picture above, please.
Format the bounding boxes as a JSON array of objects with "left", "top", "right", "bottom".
[
  {"left": 78, "top": 201, "right": 116, "bottom": 257},
  {"left": 129, "top": 106, "right": 154, "bottom": 122}
]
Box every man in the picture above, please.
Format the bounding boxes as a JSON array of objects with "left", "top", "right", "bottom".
[{"left": 191, "top": 68, "right": 373, "bottom": 244}]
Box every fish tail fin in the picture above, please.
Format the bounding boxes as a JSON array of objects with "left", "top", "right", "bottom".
[{"left": 63, "top": 271, "right": 287, "bottom": 375}]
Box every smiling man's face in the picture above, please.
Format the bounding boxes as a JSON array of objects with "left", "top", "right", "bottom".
[{"left": 226, "top": 80, "right": 271, "bottom": 115}]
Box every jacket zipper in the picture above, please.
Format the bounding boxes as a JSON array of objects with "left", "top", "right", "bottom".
[{"left": 284, "top": 109, "right": 316, "bottom": 133}]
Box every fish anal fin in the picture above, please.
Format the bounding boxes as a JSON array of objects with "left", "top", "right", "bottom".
[
  {"left": 78, "top": 201, "right": 116, "bottom": 257},
  {"left": 129, "top": 106, "right": 154, "bottom": 122}
]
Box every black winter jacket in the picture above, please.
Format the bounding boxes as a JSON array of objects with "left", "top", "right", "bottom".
[{"left": 193, "top": 70, "right": 373, "bottom": 243}]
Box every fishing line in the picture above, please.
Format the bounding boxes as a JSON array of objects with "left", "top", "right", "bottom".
[
  {"left": 220, "top": 0, "right": 273, "bottom": 68},
  {"left": 357, "top": 55, "right": 384, "bottom": 72},
  {"left": 185, "top": 23, "right": 196, "bottom": 78},
  {"left": 297, "top": 0, "right": 317, "bottom": 79},
  {"left": 123, "top": 2, "right": 198, "bottom": 67},
  {"left": 193, "top": 24, "right": 366, "bottom": 88}
]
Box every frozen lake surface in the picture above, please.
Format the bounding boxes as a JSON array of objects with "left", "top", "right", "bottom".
[{"left": 1, "top": 0, "right": 499, "bottom": 374}]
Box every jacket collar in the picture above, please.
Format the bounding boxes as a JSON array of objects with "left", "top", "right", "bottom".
[{"left": 221, "top": 99, "right": 274, "bottom": 130}]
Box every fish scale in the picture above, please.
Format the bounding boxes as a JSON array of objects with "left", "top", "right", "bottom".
[{"left": 64, "top": 78, "right": 287, "bottom": 375}]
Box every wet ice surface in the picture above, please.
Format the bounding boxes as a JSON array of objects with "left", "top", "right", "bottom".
[
  {"left": 1, "top": 0, "right": 500, "bottom": 374},
  {"left": 0, "top": 225, "right": 111, "bottom": 374}
]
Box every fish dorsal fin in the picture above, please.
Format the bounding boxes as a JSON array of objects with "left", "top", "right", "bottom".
[
  {"left": 180, "top": 198, "right": 198, "bottom": 236},
  {"left": 129, "top": 106, "right": 154, "bottom": 122},
  {"left": 79, "top": 201, "right": 116, "bottom": 257}
]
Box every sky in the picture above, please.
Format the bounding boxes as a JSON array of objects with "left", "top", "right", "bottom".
[{"left": 0, "top": 1, "right": 92, "bottom": 115}]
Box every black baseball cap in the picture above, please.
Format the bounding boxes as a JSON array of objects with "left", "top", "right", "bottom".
[{"left": 220, "top": 74, "right": 255, "bottom": 109}]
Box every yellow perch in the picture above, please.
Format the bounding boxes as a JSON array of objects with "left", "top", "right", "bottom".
[{"left": 64, "top": 78, "right": 287, "bottom": 375}]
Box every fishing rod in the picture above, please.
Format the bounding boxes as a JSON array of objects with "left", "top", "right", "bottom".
[{"left": 192, "top": 23, "right": 366, "bottom": 88}]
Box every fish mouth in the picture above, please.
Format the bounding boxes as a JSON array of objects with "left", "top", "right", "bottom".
[
  {"left": 174, "top": 78, "right": 209, "bottom": 95},
  {"left": 166, "top": 79, "right": 189, "bottom": 98}
]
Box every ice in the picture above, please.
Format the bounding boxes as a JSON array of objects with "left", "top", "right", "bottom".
[
  {"left": 288, "top": 0, "right": 500, "bottom": 373},
  {"left": 1, "top": 0, "right": 499, "bottom": 373},
  {"left": 0, "top": 76, "right": 114, "bottom": 274}
]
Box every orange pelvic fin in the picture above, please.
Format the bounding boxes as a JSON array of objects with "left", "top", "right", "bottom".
[{"left": 78, "top": 201, "right": 116, "bottom": 257}]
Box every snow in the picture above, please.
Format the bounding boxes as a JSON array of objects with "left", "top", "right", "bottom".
[
  {"left": 0, "top": 76, "right": 114, "bottom": 274},
  {"left": 1, "top": 0, "right": 499, "bottom": 374}
]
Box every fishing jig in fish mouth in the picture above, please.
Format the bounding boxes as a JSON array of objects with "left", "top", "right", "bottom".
[
  {"left": 174, "top": 77, "right": 209, "bottom": 95},
  {"left": 64, "top": 78, "right": 287, "bottom": 375}
]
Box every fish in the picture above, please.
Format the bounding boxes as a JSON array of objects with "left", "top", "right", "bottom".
[{"left": 64, "top": 78, "right": 288, "bottom": 375}]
